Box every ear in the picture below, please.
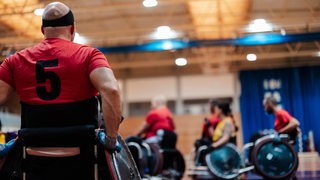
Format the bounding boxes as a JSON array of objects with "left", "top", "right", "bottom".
[{"left": 70, "top": 24, "right": 75, "bottom": 35}]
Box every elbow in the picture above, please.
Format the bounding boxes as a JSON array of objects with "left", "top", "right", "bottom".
[
  {"left": 100, "top": 81, "right": 120, "bottom": 97},
  {"left": 293, "top": 118, "right": 300, "bottom": 127}
]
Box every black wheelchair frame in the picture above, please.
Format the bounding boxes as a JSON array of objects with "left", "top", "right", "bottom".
[{"left": 0, "top": 125, "right": 141, "bottom": 180}]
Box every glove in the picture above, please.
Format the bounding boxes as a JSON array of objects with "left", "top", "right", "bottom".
[
  {"left": 203, "top": 146, "right": 215, "bottom": 155},
  {"left": 204, "top": 118, "right": 211, "bottom": 128},
  {"left": 99, "top": 131, "right": 121, "bottom": 153},
  {"left": 0, "top": 139, "right": 16, "bottom": 157}
]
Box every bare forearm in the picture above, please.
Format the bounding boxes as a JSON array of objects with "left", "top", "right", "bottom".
[
  {"left": 136, "top": 123, "right": 149, "bottom": 137},
  {"left": 0, "top": 80, "right": 13, "bottom": 105},
  {"left": 279, "top": 118, "right": 300, "bottom": 134},
  {"left": 89, "top": 67, "right": 122, "bottom": 138},
  {"left": 212, "top": 135, "right": 229, "bottom": 148},
  {"left": 101, "top": 89, "right": 122, "bottom": 138}
]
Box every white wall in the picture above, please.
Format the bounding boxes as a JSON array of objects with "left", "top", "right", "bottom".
[
  {"left": 180, "top": 73, "right": 235, "bottom": 99},
  {"left": 126, "top": 76, "right": 177, "bottom": 102},
  {"left": 123, "top": 73, "right": 235, "bottom": 101}
]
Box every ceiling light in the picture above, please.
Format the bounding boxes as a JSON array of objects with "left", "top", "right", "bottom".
[
  {"left": 246, "top": 54, "right": 257, "bottom": 61},
  {"left": 150, "top": 26, "right": 178, "bottom": 40},
  {"left": 34, "top": 8, "right": 44, "bottom": 16},
  {"left": 162, "top": 41, "right": 173, "bottom": 50},
  {"left": 175, "top": 58, "right": 187, "bottom": 66},
  {"left": 246, "top": 19, "right": 273, "bottom": 33},
  {"left": 280, "top": 28, "right": 286, "bottom": 36},
  {"left": 316, "top": 51, "right": 320, "bottom": 57},
  {"left": 143, "top": 0, "right": 158, "bottom": 8}
]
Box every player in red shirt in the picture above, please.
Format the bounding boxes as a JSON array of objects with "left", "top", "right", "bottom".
[
  {"left": 263, "top": 96, "right": 300, "bottom": 141},
  {"left": 194, "top": 100, "right": 220, "bottom": 151},
  {"left": 202, "top": 100, "right": 220, "bottom": 140},
  {"left": 136, "top": 95, "right": 175, "bottom": 143},
  {"left": 0, "top": 2, "right": 121, "bottom": 179}
]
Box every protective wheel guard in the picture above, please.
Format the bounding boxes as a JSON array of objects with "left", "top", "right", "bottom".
[
  {"left": 250, "top": 134, "right": 299, "bottom": 180},
  {"left": 104, "top": 134, "right": 142, "bottom": 180},
  {"left": 205, "top": 143, "right": 242, "bottom": 180}
]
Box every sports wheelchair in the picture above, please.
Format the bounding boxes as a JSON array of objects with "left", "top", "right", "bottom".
[
  {"left": 188, "top": 132, "right": 299, "bottom": 180},
  {"left": 126, "top": 129, "right": 186, "bottom": 180},
  {"left": 0, "top": 125, "right": 141, "bottom": 180}
]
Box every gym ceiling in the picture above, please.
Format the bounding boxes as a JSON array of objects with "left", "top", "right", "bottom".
[{"left": 0, "top": 0, "right": 319, "bottom": 78}]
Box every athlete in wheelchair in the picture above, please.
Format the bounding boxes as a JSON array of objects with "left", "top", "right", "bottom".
[
  {"left": 0, "top": 2, "right": 141, "bottom": 179},
  {"left": 189, "top": 99, "right": 299, "bottom": 180},
  {"left": 125, "top": 95, "right": 185, "bottom": 179}
]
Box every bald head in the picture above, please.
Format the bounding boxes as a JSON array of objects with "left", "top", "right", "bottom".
[
  {"left": 42, "top": 2, "right": 70, "bottom": 20},
  {"left": 41, "top": 2, "right": 75, "bottom": 41}
]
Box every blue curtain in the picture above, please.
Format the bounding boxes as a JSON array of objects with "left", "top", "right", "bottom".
[{"left": 239, "top": 66, "right": 320, "bottom": 152}]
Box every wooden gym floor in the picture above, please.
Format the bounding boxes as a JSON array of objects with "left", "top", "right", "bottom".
[{"left": 183, "top": 152, "right": 320, "bottom": 180}]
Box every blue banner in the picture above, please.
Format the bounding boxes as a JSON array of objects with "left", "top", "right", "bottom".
[{"left": 240, "top": 66, "right": 320, "bottom": 152}]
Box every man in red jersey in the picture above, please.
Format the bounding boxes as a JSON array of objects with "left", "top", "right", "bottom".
[
  {"left": 0, "top": 2, "right": 121, "bottom": 179},
  {"left": 202, "top": 100, "right": 220, "bottom": 140},
  {"left": 136, "top": 95, "right": 175, "bottom": 143},
  {"left": 263, "top": 96, "right": 300, "bottom": 142}
]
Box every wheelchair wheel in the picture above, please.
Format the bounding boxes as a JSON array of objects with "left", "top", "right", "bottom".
[
  {"left": 250, "top": 134, "right": 299, "bottom": 180},
  {"left": 205, "top": 143, "right": 242, "bottom": 180},
  {"left": 162, "top": 150, "right": 185, "bottom": 180}
]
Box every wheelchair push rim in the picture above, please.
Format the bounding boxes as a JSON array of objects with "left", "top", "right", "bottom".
[{"left": 205, "top": 143, "right": 243, "bottom": 180}]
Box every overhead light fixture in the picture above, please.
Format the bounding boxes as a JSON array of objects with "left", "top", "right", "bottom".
[
  {"left": 162, "top": 41, "right": 173, "bottom": 50},
  {"left": 34, "top": 8, "right": 44, "bottom": 16},
  {"left": 150, "top": 26, "right": 178, "bottom": 40},
  {"left": 143, "top": 0, "right": 158, "bottom": 8},
  {"left": 246, "top": 19, "right": 273, "bottom": 33},
  {"left": 175, "top": 57, "right": 187, "bottom": 66},
  {"left": 246, "top": 54, "right": 257, "bottom": 61},
  {"left": 280, "top": 28, "right": 286, "bottom": 36}
]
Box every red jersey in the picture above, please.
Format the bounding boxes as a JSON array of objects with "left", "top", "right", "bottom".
[
  {"left": 202, "top": 114, "right": 220, "bottom": 139},
  {"left": 274, "top": 109, "right": 293, "bottom": 131},
  {"left": 0, "top": 38, "right": 110, "bottom": 105},
  {"left": 145, "top": 107, "right": 175, "bottom": 138}
]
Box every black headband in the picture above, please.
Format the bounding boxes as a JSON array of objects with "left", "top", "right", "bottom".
[{"left": 42, "top": 10, "right": 74, "bottom": 27}]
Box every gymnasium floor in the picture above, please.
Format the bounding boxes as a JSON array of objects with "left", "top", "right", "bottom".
[
  {"left": 246, "top": 152, "right": 320, "bottom": 180},
  {"left": 184, "top": 152, "right": 320, "bottom": 180}
]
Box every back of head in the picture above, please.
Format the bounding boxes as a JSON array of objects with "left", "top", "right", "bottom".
[
  {"left": 42, "top": 2, "right": 74, "bottom": 39},
  {"left": 42, "top": 2, "right": 70, "bottom": 21},
  {"left": 217, "top": 101, "right": 232, "bottom": 116},
  {"left": 264, "top": 96, "right": 278, "bottom": 106},
  {"left": 151, "top": 95, "right": 167, "bottom": 109},
  {"left": 209, "top": 99, "right": 218, "bottom": 113}
]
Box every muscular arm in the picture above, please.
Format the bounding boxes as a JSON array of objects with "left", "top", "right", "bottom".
[
  {"left": 90, "top": 67, "right": 122, "bottom": 138},
  {"left": 0, "top": 80, "right": 14, "bottom": 105},
  {"left": 212, "top": 121, "right": 233, "bottom": 148},
  {"left": 278, "top": 117, "right": 300, "bottom": 134}
]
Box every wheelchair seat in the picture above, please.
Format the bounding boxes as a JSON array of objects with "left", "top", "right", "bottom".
[{"left": 156, "top": 129, "right": 177, "bottom": 149}]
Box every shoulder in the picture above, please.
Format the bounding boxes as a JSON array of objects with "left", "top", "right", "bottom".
[{"left": 277, "top": 109, "right": 292, "bottom": 117}]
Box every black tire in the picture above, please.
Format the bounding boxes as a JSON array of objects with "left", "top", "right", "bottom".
[{"left": 162, "top": 150, "right": 186, "bottom": 180}]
